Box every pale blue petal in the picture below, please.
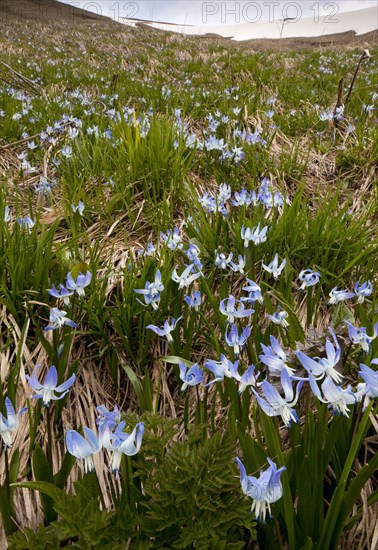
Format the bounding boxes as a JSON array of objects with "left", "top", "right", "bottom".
[
  {"left": 256, "top": 395, "right": 278, "bottom": 417},
  {"left": 4, "top": 398, "right": 16, "bottom": 428},
  {"left": 84, "top": 427, "right": 100, "bottom": 452},
  {"left": 296, "top": 351, "right": 324, "bottom": 376},
  {"left": 66, "top": 430, "right": 92, "bottom": 459},
  {"left": 118, "top": 423, "right": 144, "bottom": 456},
  {"left": 281, "top": 368, "right": 294, "bottom": 402},
  {"left": 55, "top": 373, "right": 76, "bottom": 393},
  {"left": 25, "top": 365, "right": 44, "bottom": 391},
  {"left": 261, "top": 381, "right": 283, "bottom": 406},
  {"left": 65, "top": 272, "right": 76, "bottom": 291},
  {"left": 44, "top": 365, "right": 58, "bottom": 389}
]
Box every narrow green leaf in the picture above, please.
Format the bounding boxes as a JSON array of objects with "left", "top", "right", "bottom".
[
  {"left": 318, "top": 402, "right": 374, "bottom": 549},
  {"left": 9, "top": 449, "right": 20, "bottom": 485},
  {"left": 32, "top": 444, "right": 57, "bottom": 523},
  {"left": 0, "top": 485, "right": 16, "bottom": 535},
  {"left": 161, "top": 356, "right": 192, "bottom": 366},
  {"left": 53, "top": 450, "right": 77, "bottom": 490}
]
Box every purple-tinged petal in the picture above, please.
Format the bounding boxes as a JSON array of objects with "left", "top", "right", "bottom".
[
  {"left": 281, "top": 368, "right": 294, "bottom": 402},
  {"left": 66, "top": 430, "right": 93, "bottom": 459},
  {"left": 44, "top": 365, "right": 58, "bottom": 389},
  {"left": 55, "top": 373, "right": 76, "bottom": 393}
]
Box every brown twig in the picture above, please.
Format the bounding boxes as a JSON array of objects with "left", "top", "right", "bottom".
[
  {"left": 0, "top": 61, "right": 47, "bottom": 99},
  {"left": 333, "top": 77, "right": 344, "bottom": 129},
  {"left": 344, "top": 49, "right": 371, "bottom": 109}
]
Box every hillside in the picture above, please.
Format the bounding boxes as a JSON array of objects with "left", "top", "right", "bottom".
[{"left": 0, "top": 2, "right": 377, "bottom": 549}]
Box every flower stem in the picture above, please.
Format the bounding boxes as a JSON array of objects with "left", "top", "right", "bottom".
[
  {"left": 4, "top": 447, "right": 11, "bottom": 505},
  {"left": 306, "top": 286, "right": 313, "bottom": 328}
]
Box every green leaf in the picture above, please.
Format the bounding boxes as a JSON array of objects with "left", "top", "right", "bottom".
[
  {"left": 9, "top": 449, "right": 20, "bottom": 485},
  {"left": 333, "top": 452, "right": 378, "bottom": 546},
  {"left": 331, "top": 301, "right": 355, "bottom": 328},
  {"left": 32, "top": 444, "right": 57, "bottom": 523},
  {"left": 161, "top": 356, "right": 192, "bottom": 366},
  {"left": 70, "top": 261, "right": 90, "bottom": 279},
  {"left": 0, "top": 485, "right": 16, "bottom": 535},
  {"left": 299, "top": 537, "right": 314, "bottom": 550},
  {"left": 318, "top": 402, "right": 375, "bottom": 549},
  {"left": 53, "top": 450, "right": 77, "bottom": 490},
  {"left": 121, "top": 363, "right": 152, "bottom": 412}
]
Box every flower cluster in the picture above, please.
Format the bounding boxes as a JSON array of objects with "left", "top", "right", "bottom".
[
  {"left": 47, "top": 270, "right": 92, "bottom": 304},
  {"left": 66, "top": 405, "right": 144, "bottom": 475},
  {"left": 236, "top": 457, "right": 286, "bottom": 522}
]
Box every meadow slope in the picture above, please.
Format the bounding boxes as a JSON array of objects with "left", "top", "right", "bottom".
[{"left": 0, "top": 3, "right": 377, "bottom": 549}]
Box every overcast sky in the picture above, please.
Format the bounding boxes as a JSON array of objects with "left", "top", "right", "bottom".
[{"left": 58, "top": 1, "right": 378, "bottom": 25}]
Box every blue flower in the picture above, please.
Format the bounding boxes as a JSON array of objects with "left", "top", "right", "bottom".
[
  {"left": 205, "top": 354, "right": 239, "bottom": 386},
  {"left": 198, "top": 192, "right": 217, "bottom": 213},
  {"left": 260, "top": 336, "right": 296, "bottom": 376},
  {"left": 273, "top": 191, "right": 285, "bottom": 207},
  {"left": 237, "top": 365, "right": 260, "bottom": 394},
  {"left": 138, "top": 241, "right": 157, "bottom": 257},
  {"left": 354, "top": 280, "right": 373, "bottom": 303},
  {"left": 0, "top": 398, "right": 27, "bottom": 448},
  {"left": 258, "top": 178, "right": 273, "bottom": 208},
  {"left": 230, "top": 145, "right": 245, "bottom": 164},
  {"left": 160, "top": 227, "right": 183, "bottom": 250},
  {"left": 229, "top": 254, "right": 246, "bottom": 274},
  {"left": 241, "top": 279, "right": 263, "bottom": 304},
  {"left": 146, "top": 316, "right": 182, "bottom": 343},
  {"left": 71, "top": 201, "right": 84, "bottom": 216},
  {"left": 44, "top": 308, "right": 77, "bottom": 330},
  {"left": 215, "top": 251, "right": 233, "bottom": 270},
  {"left": 185, "top": 244, "right": 203, "bottom": 269},
  {"left": 4, "top": 206, "right": 11, "bottom": 222},
  {"left": 298, "top": 269, "right": 321, "bottom": 290},
  {"left": 96, "top": 404, "right": 121, "bottom": 429},
  {"left": 47, "top": 283, "right": 74, "bottom": 306},
  {"left": 310, "top": 376, "right": 356, "bottom": 417},
  {"left": 184, "top": 290, "right": 201, "bottom": 310},
  {"left": 179, "top": 362, "right": 204, "bottom": 391},
  {"left": 356, "top": 359, "right": 378, "bottom": 410},
  {"left": 219, "top": 295, "right": 254, "bottom": 323},
  {"left": 17, "top": 216, "right": 35, "bottom": 231},
  {"left": 345, "top": 321, "right": 378, "bottom": 352},
  {"left": 225, "top": 324, "right": 251, "bottom": 356},
  {"left": 262, "top": 254, "right": 286, "bottom": 279},
  {"left": 100, "top": 421, "right": 144, "bottom": 474},
  {"left": 253, "top": 368, "right": 304, "bottom": 427},
  {"left": 66, "top": 427, "right": 101, "bottom": 474},
  {"left": 171, "top": 264, "right": 201, "bottom": 289},
  {"left": 328, "top": 287, "right": 355, "bottom": 305},
  {"left": 26, "top": 365, "right": 76, "bottom": 407},
  {"left": 241, "top": 224, "right": 268, "bottom": 248},
  {"left": 235, "top": 456, "right": 286, "bottom": 522},
  {"left": 134, "top": 269, "right": 164, "bottom": 310},
  {"left": 266, "top": 308, "right": 289, "bottom": 328},
  {"left": 296, "top": 331, "right": 343, "bottom": 383},
  {"left": 61, "top": 145, "right": 73, "bottom": 158},
  {"left": 66, "top": 271, "right": 92, "bottom": 297},
  {"left": 218, "top": 182, "right": 232, "bottom": 203},
  {"left": 232, "top": 188, "right": 251, "bottom": 207}
]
